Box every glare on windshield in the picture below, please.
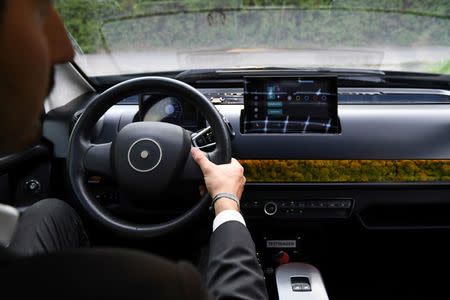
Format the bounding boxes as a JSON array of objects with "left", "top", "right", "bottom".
[{"left": 55, "top": 0, "right": 450, "bottom": 76}]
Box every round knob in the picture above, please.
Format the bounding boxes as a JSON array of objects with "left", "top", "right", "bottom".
[
  {"left": 264, "top": 202, "right": 277, "bottom": 216},
  {"left": 274, "top": 250, "right": 290, "bottom": 264},
  {"left": 26, "top": 179, "right": 41, "bottom": 193}
]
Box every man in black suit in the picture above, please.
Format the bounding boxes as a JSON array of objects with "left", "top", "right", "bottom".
[{"left": 0, "top": 1, "right": 268, "bottom": 299}]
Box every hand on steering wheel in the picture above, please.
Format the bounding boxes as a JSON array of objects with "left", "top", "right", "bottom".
[
  {"left": 67, "top": 77, "right": 232, "bottom": 238},
  {"left": 191, "top": 147, "right": 246, "bottom": 216}
]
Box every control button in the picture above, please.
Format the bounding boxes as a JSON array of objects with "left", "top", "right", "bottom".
[
  {"left": 318, "top": 201, "right": 327, "bottom": 208},
  {"left": 304, "top": 201, "right": 314, "bottom": 208},
  {"left": 251, "top": 201, "right": 261, "bottom": 207},
  {"left": 291, "top": 277, "right": 311, "bottom": 292},
  {"left": 327, "top": 201, "right": 338, "bottom": 208},
  {"left": 205, "top": 130, "right": 215, "bottom": 143},
  {"left": 292, "top": 284, "right": 302, "bottom": 292},
  {"left": 274, "top": 250, "right": 290, "bottom": 264},
  {"left": 241, "top": 201, "right": 251, "bottom": 208},
  {"left": 296, "top": 201, "right": 306, "bottom": 208},
  {"left": 264, "top": 202, "right": 277, "bottom": 216},
  {"left": 195, "top": 135, "right": 207, "bottom": 147},
  {"left": 310, "top": 201, "right": 320, "bottom": 208},
  {"left": 285, "top": 208, "right": 296, "bottom": 214},
  {"left": 25, "top": 179, "right": 41, "bottom": 193},
  {"left": 280, "top": 201, "right": 289, "bottom": 208}
]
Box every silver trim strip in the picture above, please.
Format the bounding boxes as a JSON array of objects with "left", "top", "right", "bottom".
[
  {"left": 199, "top": 87, "right": 450, "bottom": 97},
  {"left": 339, "top": 87, "right": 450, "bottom": 96}
]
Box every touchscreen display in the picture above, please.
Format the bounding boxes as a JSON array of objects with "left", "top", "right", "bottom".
[{"left": 243, "top": 76, "right": 339, "bottom": 133}]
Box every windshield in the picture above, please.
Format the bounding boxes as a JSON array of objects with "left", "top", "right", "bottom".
[{"left": 55, "top": 0, "right": 450, "bottom": 76}]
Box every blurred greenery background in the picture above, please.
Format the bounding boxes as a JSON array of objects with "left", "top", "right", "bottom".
[
  {"left": 54, "top": 0, "right": 449, "bottom": 73},
  {"left": 240, "top": 160, "right": 450, "bottom": 182}
]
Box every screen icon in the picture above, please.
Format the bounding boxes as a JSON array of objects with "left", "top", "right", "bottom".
[{"left": 267, "top": 86, "right": 276, "bottom": 100}]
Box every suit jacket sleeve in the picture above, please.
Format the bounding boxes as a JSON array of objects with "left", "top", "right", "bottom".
[{"left": 206, "top": 221, "right": 269, "bottom": 300}]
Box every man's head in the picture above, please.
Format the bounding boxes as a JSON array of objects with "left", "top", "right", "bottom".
[{"left": 0, "top": 0, "right": 74, "bottom": 155}]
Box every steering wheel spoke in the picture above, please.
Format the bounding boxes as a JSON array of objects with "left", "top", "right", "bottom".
[
  {"left": 191, "top": 126, "right": 216, "bottom": 150},
  {"left": 84, "top": 142, "right": 112, "bottom": 176}
]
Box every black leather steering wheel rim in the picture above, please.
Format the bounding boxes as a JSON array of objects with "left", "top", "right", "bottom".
[{"left": 67, "top": 77, "right": 231, "bottom": 239}]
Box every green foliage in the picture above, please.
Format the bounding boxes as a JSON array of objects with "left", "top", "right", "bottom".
[
  {"left": 55, "top": 0, "right": 449, "bottom": 57},
  {"left": 426, "top": 60, "right": 450, "bottom": 74},
  {"left": 239, "top": 160, "right": 450, "bottom": 182}
]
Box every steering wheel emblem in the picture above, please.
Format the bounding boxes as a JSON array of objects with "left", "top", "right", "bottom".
[
  {"left": 127, "top": 138, "right": 162, "bottom": 172},
  {"left": 140, "top": 150, "right": 149, "bottom": 159}
]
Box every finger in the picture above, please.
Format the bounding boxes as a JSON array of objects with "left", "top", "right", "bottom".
[
  {"left": 191, "top": 147, "right": 214, "bottom": 172},
  {"left": 231, "top": 158, "right": 241, "bottom": 166},
  {"left": 231, "top": 158, "right": 244, "bottom": 173}
]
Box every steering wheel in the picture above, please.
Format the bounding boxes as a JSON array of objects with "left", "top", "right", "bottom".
[{"left": 67, "top": 77, "right": 232, "bottom": 238}]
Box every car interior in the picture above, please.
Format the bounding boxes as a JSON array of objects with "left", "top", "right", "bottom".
[{"left": 1, "top": 1, "right": 450, "bottom": 299}]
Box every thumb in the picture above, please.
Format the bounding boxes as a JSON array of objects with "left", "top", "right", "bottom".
[{"left": 191, "top": 147, "right": 214, "bottom": 172}]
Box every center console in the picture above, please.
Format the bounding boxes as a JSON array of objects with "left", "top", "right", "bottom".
[
  {"left": 240, "top": 184, "right": 354, "bottom": 220},
  {"left": 242, "top": 198, "right": 353, "bottom": 219}
]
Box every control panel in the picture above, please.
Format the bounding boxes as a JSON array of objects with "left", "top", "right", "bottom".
[{"left": 241, "top": 198, "right": 353, "bottom": 219}]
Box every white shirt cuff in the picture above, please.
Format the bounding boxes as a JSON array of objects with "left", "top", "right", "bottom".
[{"left": 212, "top": 209, "right": 246, "bottom": 232}]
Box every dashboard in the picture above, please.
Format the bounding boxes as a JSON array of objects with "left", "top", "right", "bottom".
[
  {"left": 42, "top": 76, "right": 450, "bottom": 229},
  {"left": 135, "top": 76, "right": 341, "bottom": 134}
]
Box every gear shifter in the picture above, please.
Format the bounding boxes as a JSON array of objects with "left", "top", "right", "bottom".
[{"left": 276, "top": 263, "right": 329, "bottom": 300}]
